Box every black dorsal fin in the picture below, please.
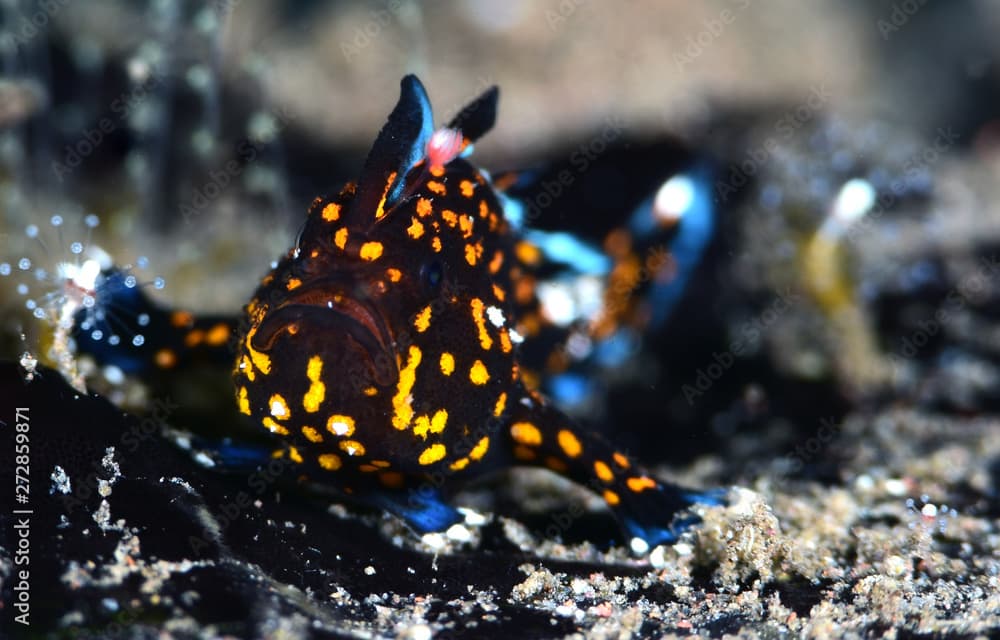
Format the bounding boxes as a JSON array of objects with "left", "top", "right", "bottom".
[{"left": 447, "top": 85, "right": 499, "bottom": 146}]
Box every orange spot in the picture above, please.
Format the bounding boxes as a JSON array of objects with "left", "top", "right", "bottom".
[
  {"left": 499, "top": 330, "right": 512, "bottom": 354},
  {"left": 413, "top": 305, "right": 432, "bottom": 332},
  {"left": 237, "top": 386, "right": 251, "bottom": 415},
  {"left": 206, "top": 323, "right": 230, "bottom": 345},
  {"left": 557, "top": 430, "right": 582, "bottom": 458},
  {"left": 407, "top": 217, "right": 425, "bottom": 239},
  {"left": 470, "top": 298, "right": 493, "bottom": 350},
  {"left": 488, "top": 250, "right": 504, "bottom": 275},
  {"left": 301, "top": 426, "right": 324, "bottom": 443},
  {"left": 386, "top": 268, "right": 402, "bottom": 282},
  {"left": 594, "top": 461, "right": 614, "bottom": 483},
  {"left": 360, "top": 241, "right": 383, "bottom": 261},
  {"left": 155, "top": 348, "right": 177, "bottom": 369},
  {"left": 431, "top": 236, "right": 442, "bottom": 252},
  {"left": 515, "top": 241, "right": 541, "bottom": 266},
  {"left": 427, "top": 180, "right": 447, "bottom": 195},
  {"left": 478, "top": 199, "right": 489, "bottom": 218},
  {"left": 626, "top": 476, "right": 658, "bottom": 493},
  {"left": 286, "top": 277, "right": 302, "bottom": 291},
  {"left": 465, "top": 243, "right": 479, "bottom": 266},
  {"left": 318, "top": 453, "right": 341, "bottom": 470},
  {"left": 545, "top": 457, "right": 568, "bottom": 473},
  {"left": 613, "top": 452, "right": 631, "bottom": 469},
  {"left": 491, "top": 283, "right": 506, "bottom": 302},
  {"left": 449, "top": 458, "right": 470, "bottom": 471},
  {"left": 510, "top": 422, "right": 542, "bottom": 446},
  {"left": 603, "top": 490, "right": 621, "bottom": 506},
  {"left": 374, "top": 171, "right": 397, "bottom": 220},
  {"left": 262, "top": 417, "right": 289, "bottom": 436},
  {"left": 289, "top": 447, "right": 304, "bottom": 464},
  {"left": 419, "top": 443, "right": 447, "bottom": 465},
  {"left": 363, "top": 386, "right": 378, "bottom": 396},
  {"left": 416, "top": 197, "right": 433, "bottom": 217},
  {"left": 171, "top": 311, "right": 194, "bottom": 328},
  {"left": 439, "top": 352, "right": 455, "bottom": 376},
  {"left": 322, "top": 202, "right": 341, "bottom": 221},
  {"left": 340, "top": 440, "right": 366, "bottom": 456},
  {"left": 513, "top": 445, "right": 536, "bottom": 461},
  {"left": 458, "top": 215, "right": 474, "bottom": 238},
  {"left": 460, "top": 179, "right": 475, "bottom": 197},
  {"left": 334, "top": 227, "right": 349, "bottom": 250},
  {"left": 429, "top": 164, "right": 445, "bottom": 177},
  {"left": 184, "top": 329, "right": 204, "bottom": 347}
]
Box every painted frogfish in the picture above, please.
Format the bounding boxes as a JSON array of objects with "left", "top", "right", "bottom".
[{"left": 76, "top": 75, "right": 721, "bottom": 549}]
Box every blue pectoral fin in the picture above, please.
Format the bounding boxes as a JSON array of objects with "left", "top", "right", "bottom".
[
  {"left": 619, "top": 485, "right": 727, "bottom": 548},
  {"left": 368, "top": 488, "right": 464, "bottom": 534}
]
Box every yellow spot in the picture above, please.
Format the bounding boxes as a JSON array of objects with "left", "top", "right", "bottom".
[
  {"left": 439, "top": 352, "right": 455, "bottom": 376},
  {"left": 374, "top": 170, "right": 397, "bottom": 220},
  {"left": 603, "top": 490, "right": 621, "bottom": 506},
  {"left": 360, "top": 241, "right": 384, "bottom": 261},
  {"left": 427, "top": 180, "right": 446, "bottom": 195},
  {"left": 262, "top": 417, "right": 289, "bottom": 436},
  {"left": 206, "top": 323, "right": 230, "bottom": 345},
  {"left": 416, "top": 197, "right": 433, "bottom": 217},
  {"left": 269, "top": 394, "right": 290, "bottom": 419},
  {"left": 322, "top": 202, "right": 341, "bottom": 221},
  {"left": 386, "top": 268, "right": 402, "bottom": 282},
  {"left": 594, "top": 461, "right": 614, "bottom": 483},
  {"left": 470, "top": 298, "right": 493, "bottom": 350},
  {"left": 489, "top": 250, "right": 504, "bottom": 274},
  {"left": 460, "top": 179, "right": 475, "bottom": 197},
  {"left": 340, "top": 440, "right": 366, "bottom": 456},
  {"left": 289, "top": 447, "right": 304, "bottom": 464},
  {"left": 493, "top": 392, "right": 507, "bottom": 417},
  {"left": 155, "top": 348, "right": 177, "bottom": 369},
  {"left": 510, "top": 422, "right": 542, "bottom": 446},
  {"left": 441, "top": 209, "right": 458, "bottom": 227},
  {"left": 419, "top": 443, "right": 447, "bottom": 465},
  {"left": 301, "top": 426, "right": 324, "bottom": 443},
  {"left": 334, "top": 227, "right": 349, "bottom": 250},
  {"left": 414, "top": 305, "right": 432, "bottom": 333},
  {"left": 237, "top": 386, "right": 251, "bottom": 415},
  {"left": 413, "top": 409, "right": 447, "bottom": 439},
  {"left": 469, "top": 359, "right": 490, "bottom": 385},
  {"left": 239, "top": 355, "right": 255, "bottom": 382},
  {"left": 407, "top": 217, "right": 425, "bottom": 239},
  {"left": 431, "top": 236, "right": 442, "bottom": 252},
  {"left": 449, "top": 458, "right": 470, "bottom": 471},
  {"left": 613, "top": 452, "right": 631, "bottom": 469},
  {"left": 392, "top": 345, "right": 422, "bottom": 430},
  {"left": 363, "top": 386, "right": 378, "bottom": 396},
  {"left": 469, "top": 436, "right": 489, "bottom": 461},
  {"left": 303, "top": 356, "right": 326, "bottom": 413},
  {"left": 318, "top": 453, "right": 341, "bottom": 470},
  {"left": 465, "top": 243, "right": 478, "bottom": 266},
  {"left": 626, "top": 476, "right": 658, "bottom": 493},
  {"left": 286, "top": 277, "right": 302, "bottom": 291},
  {"left": 326, "top": 414, "right": 356, "bottom": 437},
  {"left": 557, "top": 429, "right": 582, "bottom": 458}
]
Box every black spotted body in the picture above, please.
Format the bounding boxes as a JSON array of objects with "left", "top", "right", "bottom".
[
  {"left": 76, "top": 75, "right": 720, "bottom": 548},
  {"left": 236, "top": 158, "right": 519, "bottom": 482}
]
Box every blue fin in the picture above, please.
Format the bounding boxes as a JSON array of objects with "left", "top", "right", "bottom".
[
  {"left": 620, "top": 486, "right": 727, "bottom": 547},
  {"left": 368, "top": 487, "right": 464, "bottom": 534}
]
